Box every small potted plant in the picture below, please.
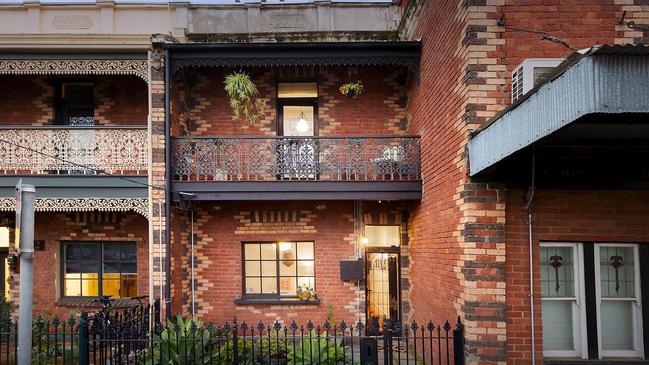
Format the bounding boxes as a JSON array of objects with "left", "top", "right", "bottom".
[
  {"left": 297, "top": 286, "right": 316, "bottom": 301},
  {"left": 223, "top": 71, "right": 266, "bottom": 127},
  {"left": 339, "top": 80, "right": 364, "bottom": 98}
]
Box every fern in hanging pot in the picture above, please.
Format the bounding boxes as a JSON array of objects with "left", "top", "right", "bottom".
[
  {"left": 339, "top": 80, "right": 364, "bottom": 98},
  {"left": 224, "top": 71, "right": 266, "bottom": 127}
]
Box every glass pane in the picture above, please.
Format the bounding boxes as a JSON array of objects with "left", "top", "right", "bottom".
[
  {"left": 277, "top": 82, "right": 317, "bottom": 98},
  {"left": 245, "top": 244, "right": 260, "bottom": 260},
  {"left": 261, "top": 244, "right": 276, "bottom": 260},
  {"left": 103, "top": 244, "right": 121, "bottom": 261},
  {"left": 600, "top": 246, "right": 635, "bottom": 298},
  {"left": 297, "top": 261, "right": 314, "bottom": 276},
  {"left": 279, "top": 277, "right": 296, "bottom": 295},
  {"left": 261, "top": 278, "right": 277, "bottom": 294},
  {"left": 297, "top": 277, "right": 315, "bottom": 290},
  {"left": 121, "top": 244, "right": 137, "bottom": 261},
  {"left": 102, "top": 273, "right": 120, "bottom": 280},
  {"left": 283, "top": 106, "right": 314, "bottom": 137},
  {"left": 66, "top": 244, "right": 82, "bottom": 260},
  {"left": 279, "top": 242, "right": 296, "bottom": 261},
  {"left": 83, "top": 260, "right": 100, "bottom": 274},
  {"left": 65, "top": 261, "right": 81, "bottom": 274},
  {"left": 364, "top": 226, "right": 400, "bottom": 247},
  {"left": 62, "top": 83, "right": 93, "bottom": 101},
  {"left": 541, "top": 300, "right": 574, "bottom": 351},
  {"left": 81, "top": 279, "right": 99, "bottom": 296},
  {"left": 279, "top": 260, "right": 296, "bottom": 276},
  {"left": 104, "top": 262, "right": 120, "bottom": 274},
  {"left": 261, "top": 261, "right": 277, "bottom": 277},
  {"left": 64, "top": 279, "right": 81, "bottom": 296},
  {"left": 540, "top": 246, "right": 574, "bottom": 298},
  {"left": 245, "top": 261, "right": 260, "bottom": 277},
  {"left": 245, "top": 278, "right": 261, "bottom": 294},
  {"left": 121, "top": 275, "right": 137, "bottom": 297},
  {"left": 297, "top": 242, "right": 314, "bottom": 260},
  {"left": 81, "top": 245, "right": 99, "bottom": 259},
  {"left": 122, "top": 261, "right": 136, "bottom": 274},
  {"left": 601, "top": 300, "right": 634, "bottom": 350},
  {"left": 103, "top": 279, "right": 121, "bottom": 298}
]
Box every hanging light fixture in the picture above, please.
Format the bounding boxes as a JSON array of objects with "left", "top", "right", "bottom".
[{"left": 295, "top": 111, "right": 310, "bottom": 133}]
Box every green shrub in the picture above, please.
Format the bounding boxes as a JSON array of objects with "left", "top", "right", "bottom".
[{"left": 286, "top": 331, "right": 357, "bottom": 365}]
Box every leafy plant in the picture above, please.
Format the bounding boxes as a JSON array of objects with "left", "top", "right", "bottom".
[
  {"left": 339, "top": 81, "right": 363, "bottom": 98},
  {"left": 224, "top": 71, "right": 266, "bottom": 127},
  {"left": 142, "top": 315, "right": 219, "bottom": 365},
  {"left": 287, "top": 331, "right": 357, "bottom": 365}
]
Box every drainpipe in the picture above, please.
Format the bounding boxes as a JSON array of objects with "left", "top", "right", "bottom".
[
  {"left": 164, "top": 48, "right": 172, "bottom": 318},
  {"left": 523, "top": 151, "right": 536, "bottom": 365},
  {"left": 190, "top": 208, "right": 195, "bottom": 319}
]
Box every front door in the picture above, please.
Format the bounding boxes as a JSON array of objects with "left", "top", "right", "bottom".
[
  {"left": 366, "top": 251, "right": 399, "bottom": 333},
  {"left": 595, "top": 244, "right": 644, "bottom": 358}
]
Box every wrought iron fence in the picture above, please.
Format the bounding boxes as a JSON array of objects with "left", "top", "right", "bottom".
[
  {"left": 172, "top": 136, "right": 421, "bottom": 182},
  {"left": 0, "top": 126, "right": 148, "bottom": 175}
]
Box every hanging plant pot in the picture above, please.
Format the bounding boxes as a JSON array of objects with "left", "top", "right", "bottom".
[
  {"left": 339, "top": 81, "right": 364, "bottom": 99},
  {"left": 224, "top": 71, "right": 266, "bottom": 127}
]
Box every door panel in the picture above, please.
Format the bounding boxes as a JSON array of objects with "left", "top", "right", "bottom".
[{"left": 366, "top": 252, "right": 399, "bottom": 333}]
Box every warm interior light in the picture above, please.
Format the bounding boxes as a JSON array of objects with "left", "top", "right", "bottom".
[
  {"left": 279, "top": 242, "right": 293, "bottom": 252},
  {"left": 295, "top": 112, "right": 310, "bottom": 133},
  {"left": 362, "top": 237, "right": 369, "bottom": 245}
]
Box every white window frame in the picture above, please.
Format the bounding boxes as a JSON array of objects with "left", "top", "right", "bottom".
[
  {"left": 540, "top": 242, "right": 588, "bottom": 359},
  {"left": 594, "top": 243, "right": 644, "bottom": 359}
]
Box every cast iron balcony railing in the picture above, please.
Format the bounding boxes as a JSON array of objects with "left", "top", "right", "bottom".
[
  {"left": 172, "top": 136, "right": 421, "bottom": 182},
  {"left": 0, "top": 126, "right": 148, "bottom": 175}
]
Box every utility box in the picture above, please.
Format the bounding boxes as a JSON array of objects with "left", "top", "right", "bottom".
[{"left": 340, "top": 259, "right": 364, "bottom": 282}]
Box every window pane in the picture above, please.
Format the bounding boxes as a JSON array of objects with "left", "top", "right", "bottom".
[
  {"left": 81, "top": 279, "right": 99, "bottom": 296},
  {"left": 297, "top": 242, "right": 314, "bottom": 260},
  {"left": 103, "top": 244, "right": 121, "bottom": 261},
  {"left": 297, "top": 261, "right": 314, "bottom": 276},
  {"left": 601, "top": 300, "right": 634, "bottom": 350},
  {"left": 66, "top": 245, "right": 82, "bottom": 260},
  {"left": 364, "top": 226, "right": 400, "bottom": 247},
  {"left": 280, "top": 277, "right": 296, "bottom": 295},
  {"left": 245, "top": 261, "right": 260, "bottom": 277},
  {"left": 279, "top": 261, "right": 296, "bottom": 276},
  {"left": 261, "top": 261, "right": 277, "bottom": 277},
  {"left": 261, "top": 278, "right": 277, "bottom": 294},
  {"left": 541, "top": 300, "right": 574, "bottom": 351},
  {"left": 83, "top": 260, "right": 100, "bottom": 274},
  {"left": 121, "top": 275, "right": 137, "bottom": 297},
  {"left": 245, "top": 244, "right": 260, "bottom": 260},
  {"left": 297, "top": 277, "right": 315, "bottom": 290},
  {"left": 121, "top": 244, "right": 137, "bottom": 261},
  {"left": 279, "top": 242, "right": 296, "bottom": 261},
  {"left": 540, "top": 246, "right": 574, "bottom": 298},
  {"left": 277, "top": 82, "right": 317, "bottom": 98},
  {"left": 65, "top": 261, "right": 81, "bottom": 274},
  {"left": 104, "top": 262, "right": 120, "bottom": 274},
  {"left": 64, "top": 279, "right": 81, "bottom": 296},
  {"left": 102, "top": 273, "right": 120, "bottom": 280},
  {"left": 103, "top": 279, "right": 121, "bottom": 298},
  {"left": 261, "top": 244, "right": 276, "bottom": 260},
  {"left": 62, "top": 83, "right": 93, "bottom": 101},
  {"left": 283, "top": 106, "right": 314, "bottom": 137},
  {"left": 122, "top": 261, "right": 137, "bottom": 274},
  {"left": 599, "top": 246, "right": 635, "bottom": 298},
  {"left": 81, "top": 245, "right": 99, "bottom": 259},
  {"left": 245, "top": 278, "right": 261, "bottom": 294}
]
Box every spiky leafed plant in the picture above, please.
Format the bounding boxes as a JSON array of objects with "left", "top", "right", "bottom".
[
  {"left": 142, "top": 315, "right": 219, "bottom": 365},
  {"left": 224, "top": 71, "right": 266, "bottom": 127}
]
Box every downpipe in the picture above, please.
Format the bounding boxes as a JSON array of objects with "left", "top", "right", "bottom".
[{"left": 523, "top": 151, "right": 536, "bottom": 365}]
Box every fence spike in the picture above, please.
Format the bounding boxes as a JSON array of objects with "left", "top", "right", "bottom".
[{"left": 444, "top": 320, "right": 452, "bottom": 332}]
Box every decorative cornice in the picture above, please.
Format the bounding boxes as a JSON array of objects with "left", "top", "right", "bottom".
[
  {"left": 0, "top": 59, "right": 149, "bottom": 83},
  {"left": 0, "top": 197, "right": 149, "bottom": 219}
]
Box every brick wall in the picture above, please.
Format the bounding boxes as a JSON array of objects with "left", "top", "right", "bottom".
[
  {"left": 506, "top": 189, "right": 649, "bottom": 364},
  {"left": 170, "top": 66, "right": 408, "bottom": 137},
  {"left": 169, "top": 200, "right": 410, "bottom": 326},
  {"left": 0, "top": 75, "right": 147, "bottom": 126},
  {"left": 8, "top": 211, "right": 149, "bottom": 320}
]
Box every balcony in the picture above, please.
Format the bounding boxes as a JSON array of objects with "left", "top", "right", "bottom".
[
  {"left": 171, "top": 136, "right": 422, "bottom": 201},
  {"left": 0, "top": 126, "right": 148, "bottom": 175}
]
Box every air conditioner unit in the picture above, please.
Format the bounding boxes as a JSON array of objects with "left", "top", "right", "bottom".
[{"left": 511, "top": 58, "right": 563, "bottom": 102}]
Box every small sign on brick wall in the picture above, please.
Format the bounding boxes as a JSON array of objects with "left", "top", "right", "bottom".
[{"left": 340, "top": 259, "right": 364, "bottom": 282}]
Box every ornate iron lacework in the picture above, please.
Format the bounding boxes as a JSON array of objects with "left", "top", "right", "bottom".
[
  {"left": 0, "top": 197, "right": 148, "bottom": 219},
  {"left": 0, "top": 59, "right": 149, "bottom": 83},
  {"left": 172, "top": 136, "right": 421, "bottom": 182},
  {"left": 0, "top": 128, "right": 148, "bottom": 174}
]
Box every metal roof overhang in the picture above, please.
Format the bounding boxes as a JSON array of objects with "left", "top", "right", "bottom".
[
  {"left": 468, "top": 45, "right": 649, "bottom": 176},
  {"left": 164, "top": 41, "right": 421, "bottom": 78},
  {"left": 0, "top": 176, "right": 148, "bottom": 199}
]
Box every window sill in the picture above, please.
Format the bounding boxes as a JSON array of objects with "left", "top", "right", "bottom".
[
  {"left": 235, "top": 298, "right": 321, "bottom": 306},
  {"left": 56, "top": 297, "right": 142, "bottom": 308},
  {"left": 545, "top": 359, "right": 649, "bottom": 365}
]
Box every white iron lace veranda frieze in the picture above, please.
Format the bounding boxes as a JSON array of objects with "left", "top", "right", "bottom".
[
  {"left": 0, "top": 59, "right": 149, "bottom": 83},
  {"left": 0, "top": 197, "right": 149, "bottom": 219}
]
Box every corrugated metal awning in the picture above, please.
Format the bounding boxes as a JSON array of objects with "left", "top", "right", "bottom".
[{"left": 468, "top": 45, "right": 649, "bottom": 176}]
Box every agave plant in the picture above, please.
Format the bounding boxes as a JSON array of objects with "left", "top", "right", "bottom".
[
  {"left": 286, "top": 330, "right": 357, "bottom": 365},
  {"left": 224, "top": 71, "right": 266, "bottom": 127},
  {"left": 142, "top": 315, "right": 219, "bottom": 365}
]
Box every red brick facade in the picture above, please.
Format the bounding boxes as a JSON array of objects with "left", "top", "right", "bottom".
[{"left": 7, "top": 211, "right": 149, "bottom": 319}]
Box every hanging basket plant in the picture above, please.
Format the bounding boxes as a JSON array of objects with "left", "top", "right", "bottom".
[
  {"left": 224, "top": 71, "right": 266, "bottom": 126},
  {"left": 339, "top": 80, "right": 364, "bottom": 98}
]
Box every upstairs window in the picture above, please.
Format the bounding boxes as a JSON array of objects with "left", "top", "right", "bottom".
[
  {"left": 56, "top": 82, "right": 95, "bottom": 126},
  {"left": 277, "top": 82, "right": 318, "bottom": 137}
]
